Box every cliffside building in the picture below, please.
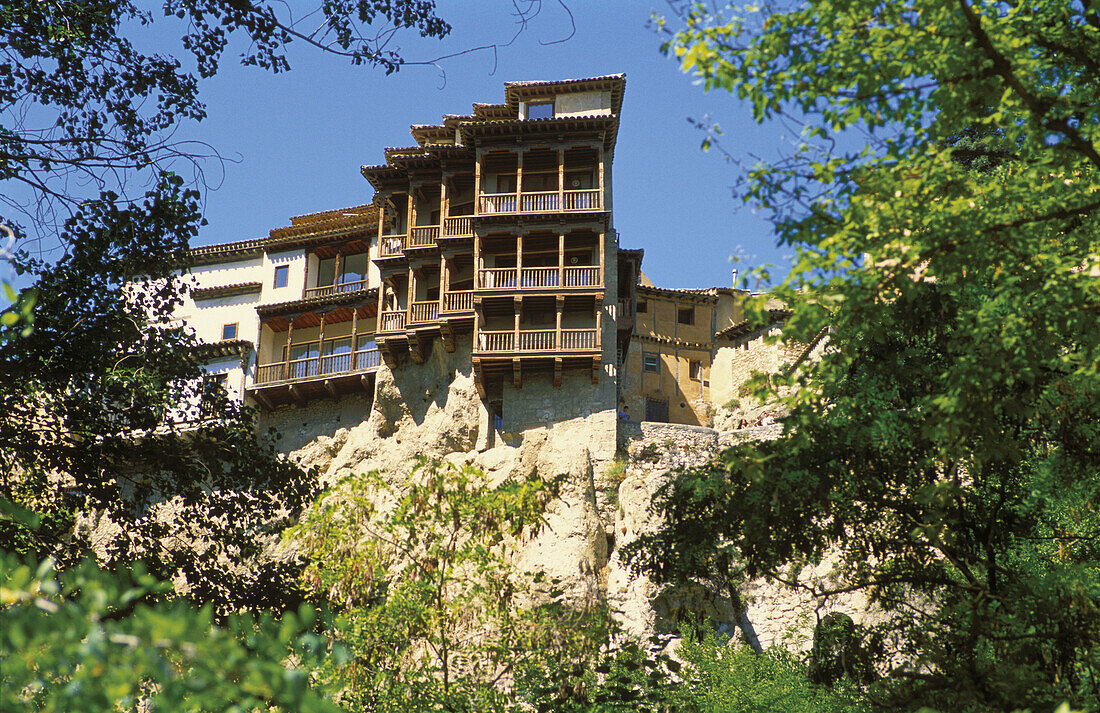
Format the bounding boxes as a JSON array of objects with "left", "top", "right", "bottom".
[{"left": 171, "top": 74, "right": 798, "bottom": 435}]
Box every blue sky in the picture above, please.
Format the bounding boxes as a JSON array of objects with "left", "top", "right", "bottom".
[{"left": 8, "top": 2, "right": 795, "bottom": 292}]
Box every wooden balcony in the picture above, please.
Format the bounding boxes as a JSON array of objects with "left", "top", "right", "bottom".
[
  {"left": 408, "top": 301, "right": 439, "bottom": 324},
  {"left": 379, "top": 234, "right": 406, "bottom": 258},
  {"left": 303, "top": 279, "right": 369, "bottom": 299},
  {"left": 253, "top": 347, "right": 382, "bottom": 386},
  {"left": 476, "top": 266, "right": 601, "bottom": 291},
  {"left": 442, "top": 216, "right": 473, "bottom": 238},
  {"left": 442, "top": 290, "right": 474, "bottom": 313},
  {"left": 408, "top": 225, "right": 439, "bottom": 248},
  {"left": 378, "top": 309, "right": 407, "bottom": 333},
  {"left": 478, "top": 189, "right": 601, "bottom": 216},
  {"left": 475, "top": 328, "right": 598, "bottom": 354}
]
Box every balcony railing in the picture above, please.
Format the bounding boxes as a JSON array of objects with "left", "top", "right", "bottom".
[
  {"left": 474, "top": 328, "right": 599, "bottom": 353},
  {"left": 477, "top": 330, "right": 515, "bottom": 352},
  {"left": 379, "top": 310, "right": 407, "bottom": 332},
  {"left": 408, "top": 301, "right": 439, "bottom": 324},
  {"left": 303, "top": 279, "right": 369, "bottom": 299},
  {"left": 478, "top": 268, "right": 517, "bottom": 290},
  {"left": 563, "top": 189, "right": 601, "bottom": 211},
  {"left": 561, "top": 328, "right": 599, "bottom": 351},
  {"left": 253, "top": 347, "right": 382, "bottom": 386},
  {"left": 443, "top": 290, "right": 474, "bottom": 312},
  {"left": 443, "top": 216, "right": 473, "bottom": 237},
  {"left": 518, "top": 329, "right": 555, "bottom": 351},
  {"left": 520, "top": 191, "right": 559, "bottom": 212},
  {"left": 564, "top": 266, "right": 600, "bottom": 287},
  {"left": 479, "top": 190, "right": 602, "bottom": 215},
  {"left": 477, "top": 266, "right": 601, "bottom": 290},
  {"left": 409, "top": 225, "right": 439, "bottom": 247},
  {"left": 521, "top": 267, "right": 559, "bottom": 288},
  {"left": 379, "top": 234, "right": 406, "bottom": 257},
  {"left": 479, "top": 193, "right": 517, "bottom": 214}
]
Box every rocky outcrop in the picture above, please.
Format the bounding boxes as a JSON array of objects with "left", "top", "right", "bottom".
[{"left": 281, "top": 346, "right": 879, "bottom": 653}]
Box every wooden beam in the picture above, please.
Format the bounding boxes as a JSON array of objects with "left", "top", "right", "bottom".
[
  {"left": 472, "top": 357, "right": 487, "bottom": 399},
  {"left": 288, "top": 383, "right": 305, "bottom": 405},
  {"left": 591, "top": 356, "right": 601, "bottom": 385},
  {"left": 512, "top": 357, "right": 522, "bottom": 390},
  {"left": 360, "top": 374, "right": 373, "bottom": 394},
  {"left": 554, "top": 356, "right": 562, "bottom": 387},
  {"left": 324, "top": 379, "right": 337, "bottom": 399},
  {"left": 251, "top": 388, "right": 274, "bottom": 412}
]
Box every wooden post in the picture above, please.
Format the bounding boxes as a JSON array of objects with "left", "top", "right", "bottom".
[
  {"left": 440, "top": 176, "right": 449, "bottom": 230},
  {"left": 558, "top": 148, "right": 564, "bottom": 210},
  {"left": 558, "top": 232, "right": 565, "bottom": 288},
  {"left": 317, "top": 311, "right": 326, "bottom": 375},
  {"left": 555, "top": 295, "right": 563, "bottom": 351},
  {"left": 407, "top": 265, "right": 415, "bottom": 319},
  {"left": 515, "top": 149, "right": 523, "bottom": 212},
  {"left": 377, "top": 278, "right": 388, "bottom": 329},
  {"left": 284, "top": 318, "right": 294, "bottom": 381},
  {"left": 474, "top": 234, "right": 481, "bottom": 289},
  {"left": 598, "top": 231, "right": 605, "bottom": 290},
  {"left": 516, "top": 234, "right": 523, "bottom": 289},
  {"left": 514, "top": 297, "right": 521, "bottom": 352},
  {"left": 407, "top": 187, "right": 416, "bottom": 236},
  {"left": 334, "top": 252, "right": 343, "bottom": 291},
  {"left": 439, "top": 253, "right": 448, "bottom": 312},
  {"left": 351, "top": 307, "right": 359, "bottom": 369},
  {"left": 474, "top": 149, "right": 482, "bottom": 215},
  {"left": 598, "top": 150, "right": 605, "bottom": 210}
]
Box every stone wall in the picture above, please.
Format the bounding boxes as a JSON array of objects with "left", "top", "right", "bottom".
[{"left": 260, "top": 391, "right": 375, "bottom": 453}]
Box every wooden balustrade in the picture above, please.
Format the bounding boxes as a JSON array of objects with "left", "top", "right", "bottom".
[
  {"left": 520, "top": 267, "right": 559, "bottom": 288},
  {"left": 477, "top": 330, "right": 515, "bottom": 352},
  {"left": 479, "top": 193, "right": 517, "bottom": 214},
  {"left": 379, "top": 310, "right": 407, "bottom": 332},
  {"left": 561, "top": 328, "right": 598, "bottom": 351},
  {"left": 379, "top": 234, "right": 406, "bottom": 257},
  {"left": 563, "top": 189, "right": 601, "bottom": 211},
  {"left": 479, "top": 190, "right": 600, "bottom": 215},
  {"left": 303, "top": 279, "right": 369, "bottom": 299},
  {"left": 409, "top": 225, "right": 439, "bottom": 247},
  {"left": 518, "top": 329, "right": 555, "bottom": 351},
  {"left": 520, "top": 191, "right": 559, "bottom": 212},
  {"left": 564, "top": 266, "right": 601, "bottom": 287},
  {"left": 408, "top": 301, "right": 439, "bottom": 324},
  {"left": 254, "top": 346, "right": 382, "bottom": 386},
  {"left": 443, "top": 290, "right": 474, "bottom": 312},
  {"left": 478, "top": 268, "right": 517, "bottom": 289},
  {"left": 443, "top": 216, "right": 472, "bottom": 237}
]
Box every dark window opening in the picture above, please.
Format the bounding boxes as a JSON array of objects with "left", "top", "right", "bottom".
[
  {"left": 273, "top": 265, "right": 289, "bottom": 289},
  {"left": 688, "top": 360, "right": 701, "bottom": 381},
  {"left": 526, "top": 101, "right": 554, "bottom": 119},
  {"left": 677, "top": 307, "right": 695, "bottom": 325},
  {"left": 642, "top": 353, "right": 659, "bottom": 373},
  {"left": 645, "top": 398, "right": 669, "bottom": 423},
  {"left": 636, "top": 300, "right": 647, "bottom": 313},
  {"left": 221, "top": 323, "right": 238, "bottom": 341}
]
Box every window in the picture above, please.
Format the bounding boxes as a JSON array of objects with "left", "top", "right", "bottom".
[
  {"left": 526, "top": 101, "right": 554, "bottom": 119},
  {"left": 273, "top": 265, "right": 289, "bottom": 289},
  {"left": 636, "top": 300, "right": 648, "bottom": 313},
  {"left": 677, "top": 306, "right": 695, "bottom": 325},
  {"left": 211, "top": 373, "right": 229, "bottom": 391},
  {"left": 688, "top": 360, "right": 701, "bottom": 381},
  {"left": 221, "top": 323, "right": 237, "bottom": 341},
  {"left": 642, "top": 353, "right": 659, "bottom": 373},
  {"left": 645, "top": 398, "right": 669, "bottom": 423}
]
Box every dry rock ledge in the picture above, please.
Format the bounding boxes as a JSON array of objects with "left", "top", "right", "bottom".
[{"left": 269, "top": 342, "right": 879, "bottom": 651}]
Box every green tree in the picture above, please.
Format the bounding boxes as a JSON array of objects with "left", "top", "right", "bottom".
[
  {"left": 0, "top": 550, "right": 340, "bottom": 713},
  {"left": 0, "top": 0, "right": 454, "bottom": 613},
  {"left": 628, "top": 2, "right": 1100, "bottom": 711},
  {"left": 286, "top": 460, "right": 608, "bottom": 713}
]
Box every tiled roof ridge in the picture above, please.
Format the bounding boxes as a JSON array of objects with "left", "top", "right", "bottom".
[{"left": 714, "top": 309, "right": 792, "bottom": 341}]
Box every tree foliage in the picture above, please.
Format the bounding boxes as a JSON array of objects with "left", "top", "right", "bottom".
[
  {"left": 286, "top": 460, "right": 608, "bottom": 713},
  {"left": 630, "top": 2, "right": 1100, "bottom": 711},
  {"left": 0, "top": 550, "right": 339, "bottom": 713}
]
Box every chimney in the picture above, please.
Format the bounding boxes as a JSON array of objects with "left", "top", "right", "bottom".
[{"left": 731, "top": 268, "right": 739, "bottom": 288}]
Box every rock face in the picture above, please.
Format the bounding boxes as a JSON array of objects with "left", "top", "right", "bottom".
[{"left": 274, "top": 342, "right": 878, "bottom": 651}]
